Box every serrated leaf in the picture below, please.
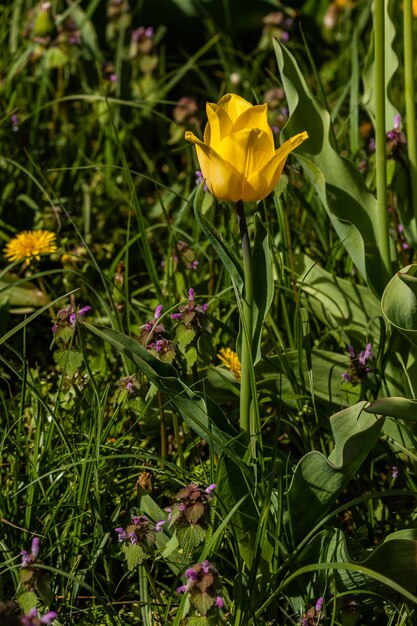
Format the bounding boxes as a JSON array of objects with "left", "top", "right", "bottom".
[
  {"left": 176, "top": 524, "right": 206, "bottom": 553},
  {"left": 185, "top": 502, "right": 205, "bottom": 524},
  {"left": 16, "top": 590, "right": 38, "bottom": 614},
  {"left": 176, "top": 325, "right": 196, "bottom": 352},
  {"left": 190, "top": 591, "right": 215, "bottom": 616},
  {"left": 122, "top": 543, "right": 147, "bottom": 570},
  {"left": 53, "top": 348, "right": 83, "bottom": 376},
  {"left": 184, "top": 346, "right": 197, "bottom": 373}
]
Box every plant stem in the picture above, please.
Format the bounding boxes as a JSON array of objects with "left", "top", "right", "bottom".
[
  {"left": 236, "top": 201, "right": 253, "bottom": 435},
  {"left": 404, "top": 0, "right": 417, "bottom": 238},
  {"left": 374, "top": 0, "right": 391, "bottom": 276}
]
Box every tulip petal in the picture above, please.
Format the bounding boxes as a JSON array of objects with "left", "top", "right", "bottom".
[
  {"left": 204, "top": 103, "right": 233, "bottom": 148},
  {"left": 245, "top": 131, "right": 308, "bottom": 202},
  {"left": 216, "top": 93, "right": 252, "bottom": 123},
  {"left": 217, "top": 128, "right": 274, "bottom": 180},
  {"left": 185, "top": 131, "right": 245, "bottom": 202},
  {"left": 231, "top": 104, "right": 274, "bottom": 146}
]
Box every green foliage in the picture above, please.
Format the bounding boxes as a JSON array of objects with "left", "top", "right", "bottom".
[
  {"left": 2, "top": 1, "right": 417, "bottom": 624},
  {"left": 121, "top": 544, "right": 147, "bottom": 571}
]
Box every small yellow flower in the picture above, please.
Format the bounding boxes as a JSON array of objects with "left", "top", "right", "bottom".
[
  {"left": 414, "top": 0, "right": 417, "bottom": 16},
  {"left": 4, "top": 230, "right": 57, "bottom": 265},
  {"left": 185, "top": 93, "right": 308, "bottom": 203},
  {"left": 218, "top": 347, "right": 241, "bottom": 382}
]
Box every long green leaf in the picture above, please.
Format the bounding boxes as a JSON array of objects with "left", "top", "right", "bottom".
[{"left": 274, "top": 41, "right": 390, "bottom": 296}]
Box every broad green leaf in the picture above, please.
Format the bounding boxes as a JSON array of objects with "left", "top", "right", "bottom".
[
  {"left": 0, "top": 276, "right": 49, "bottom": 309},
  {"left": 365, "top": 397, "right": 417, "bottom": 420},
  {"left": 122, "top": 543, "right": 147, "bottom": 570},
  {"left": 381, "top": 264, "right": 417, "bottom": 347},
  {"left": 362, "top": 0, "right": 400, "bottom": 131},
  {"left": 274, "top": 41, "right": 390, "bottom": 296},
  {"left": 251, "top": 216, "right": 274, "bottom": 365},
  {"left": 294, "top": 254, "right": 381, "bottom": 340},
  {"left": 258, "top": 348, "right": 360, "bottom": 408},
  {"left": 286, "top": 402, "right": 384, "bottom": 543},
  {"left": 290, "top": 527, "right": 417, "bottom": 613}
]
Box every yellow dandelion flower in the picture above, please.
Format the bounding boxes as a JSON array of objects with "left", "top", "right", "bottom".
[
  {"left": 4, "top": 230, "right": 57, "bottom": 265},
  {"left": 218, "top": 347, "right": 241, "bottom": 382}
]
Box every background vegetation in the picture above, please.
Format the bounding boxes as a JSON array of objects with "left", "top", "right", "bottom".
[{"left": 2, "top": 0, "right": 417, "bottom": 624}]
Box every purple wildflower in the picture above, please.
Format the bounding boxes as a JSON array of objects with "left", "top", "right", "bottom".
[
  {"left": 155, "top": 520, "right": 165, "bottom": 531},
  {"left": 185, "top": 568, "right": 198, "bottom": 580},
  {"left": 20, "top": 551, "right": 32, "bottom": 568},
  {"left": 315, "top": 597, "right": 324, "bottom": 612},
  {"left": 342, "top": 342, "right": 374, "bottom": 385},
  {"left": 21, "top": 609, "right": 57, "bottom": 625},
  {"left": 205, "top": 484, "right": 217, "bottom": 494},
  {"left": 20, "top": 537, "right": 40, "bottom": 568},
  {"left": 391, "top": 465, "right": 399, "bottom": 480},
  {"left": 114, "top": 527, "right": 128, "bottom": 542},
  {"left": 30, "top": 537, "right": 40, "bottom": 559},
  {"left": 11, "top": 113, "right": 19, "bottom": 132},
  {"left": 175, "top": 560, "right": 223, "bottom": 614}
]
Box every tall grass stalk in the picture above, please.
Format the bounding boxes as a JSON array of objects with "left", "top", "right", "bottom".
[
  {"left": 403, "top": 0, "right": 417, "bottom": 232},
  {"left": 374, "top": 0, "right": 391, "bottom": 276}
]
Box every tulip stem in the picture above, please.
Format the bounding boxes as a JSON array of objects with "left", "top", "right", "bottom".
[{"left": 236, "top": 201, "right": 253, "bottom": 438}]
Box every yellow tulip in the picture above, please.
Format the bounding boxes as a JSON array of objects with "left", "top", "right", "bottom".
[{"left": 185, "top": 93, "right": 308, "bottom": 203}]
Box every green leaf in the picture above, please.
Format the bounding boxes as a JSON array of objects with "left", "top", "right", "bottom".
[
  {"left": 16, "top": 590, "right": 38, "bottom": 614},
  {"left": 365, "top": 396, "right": 417, "bottom": 420},
  {"left": 122, "top": 543, "right": 147, "bottom": 570},
  {"left": 286, "top": 402, "right": 384, "bottom": 543},
  {"left": 53, "top": 348, "right": 83, "bottom": 377},
  {"left": 251, "top": 216, "right": 274, "bottom": 365},
  {"left": 194, "top": 184, "right": 243, "bottom": 291},
  {"left": 258, "top": 348, "right": 360, "bottom": 409},
  {"left": 294, "top": 254, "right": 381, "bottom": 340},
  {"left": 176, "top": 325, "right": 196, "bottom": 352},
  {"left": 0, "top": 276, "right": 49, "bottom": 309},
  {"left": 161, "top": 533, "right": 179, "bottom": 559},
  {"left": 381, "top": 264, "right": 417, "bottom": 346},
  {"left": 184, "top": 346, "right": 198, "bottom": 373},
  {"left": 35, "top": 573, "right": 54, "bottom": 607},
  {"left": 186, "top": 616, "right": 220, "bottom": 626},
  {"left": 176, "top": 524, "right": 206, "bottom": 553},
  {"left": 190, "top": 591, "right": 215, "bottom": 617},
  {"left": 362, "top": 1, "right": 400, "bottom": 132},
  {"left": 274, "top": 41, "right": 390, "bottom": 296}
]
